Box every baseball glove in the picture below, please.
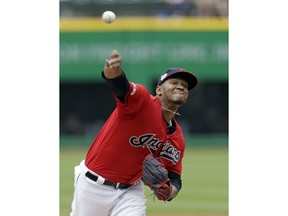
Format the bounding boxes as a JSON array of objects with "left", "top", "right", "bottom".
[{"left": 141, "top": 154, "right": 172, "bottom": 201}]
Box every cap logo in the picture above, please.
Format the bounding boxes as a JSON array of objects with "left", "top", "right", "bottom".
[{"left": 160, "top": 73, "right": 168, "bottom": 81}]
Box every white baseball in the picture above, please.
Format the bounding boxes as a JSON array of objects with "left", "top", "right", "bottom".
[{"left": 102, "top": 11, "right": 116, "bottom": 24}]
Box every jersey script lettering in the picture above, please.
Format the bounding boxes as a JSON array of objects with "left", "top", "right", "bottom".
[
  {"left": 129, "top": 134, "right": 181, "bottom": 163},
  {"left": 158, "top": 140, "right": 180, "bottom": 164},
  {"left": 129, "top": 134, "right": 162, "bottom": 153}
]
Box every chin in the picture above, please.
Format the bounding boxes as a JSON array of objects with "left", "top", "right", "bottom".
[{"left": 173, "top": 99, "right": 186, "bottom": 105}]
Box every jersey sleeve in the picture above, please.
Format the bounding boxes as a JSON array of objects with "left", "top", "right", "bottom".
[
  {"left": 114, "top": 82, "right": 151, "bottom": 116},
  {"left": 162, "top": 149, "right": 185, "bottom": 176}
]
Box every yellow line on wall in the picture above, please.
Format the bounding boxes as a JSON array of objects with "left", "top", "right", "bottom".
[{"left": 60, "top": 17, "right": 228, "bottom": 32}]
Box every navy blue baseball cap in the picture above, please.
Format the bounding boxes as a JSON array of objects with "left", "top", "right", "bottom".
[{"left": 157, "top": 68, "right": 198, "bottom": 90}]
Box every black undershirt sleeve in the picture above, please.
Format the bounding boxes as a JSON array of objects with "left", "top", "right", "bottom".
[
  {"left": 168, "top": 171, "right": 182, "bottom": 192},
  {"left": 101, "top": 70, "right": 130, "bottom": 103}
]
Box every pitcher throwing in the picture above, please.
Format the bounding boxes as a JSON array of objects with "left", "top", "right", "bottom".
[{"left": 70, "top": 50, "right": 198, "bottom": 216}]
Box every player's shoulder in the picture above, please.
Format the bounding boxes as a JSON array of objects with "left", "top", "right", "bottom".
[{"left": 128, "top": 82, "right": 151, "bottom": 96}]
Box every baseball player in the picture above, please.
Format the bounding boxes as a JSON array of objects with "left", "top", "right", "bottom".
[{"left": 70, "top": 50, "right": 198, "bottom": 216}]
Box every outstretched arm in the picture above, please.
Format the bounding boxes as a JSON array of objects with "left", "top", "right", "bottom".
[{"left": 102, "top": 50, "right": 130, "bottom": 103}]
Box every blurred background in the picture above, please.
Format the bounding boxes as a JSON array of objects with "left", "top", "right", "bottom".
[
  {"left": 60, "top": 0, "right": 228, "bottom": 215},
  {"left": 60, "top": 0, "right": 228, "bottom": 17}
]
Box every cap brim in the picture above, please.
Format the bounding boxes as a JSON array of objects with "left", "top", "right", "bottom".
[{"left": 166, "top": 71, "right": 198, "bottom": 90}]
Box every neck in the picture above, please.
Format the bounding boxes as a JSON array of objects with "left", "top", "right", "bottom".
[
  {"left": 161, "top": 107, "right": 181, "bottom": 116},
  {"left": 157, "top": 95, "right": 181, "bottom": 122}
]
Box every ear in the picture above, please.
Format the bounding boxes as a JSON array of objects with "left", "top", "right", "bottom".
[{"left": 156, "top": 86, "right": 162, "bottom": 96}]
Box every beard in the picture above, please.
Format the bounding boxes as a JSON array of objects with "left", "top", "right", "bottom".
[
  {"left": 172, "top": 98, "right": 186, "bottom": 106},
  {"left": 157, "top": 92, "right": 187, "bottom": 107}
]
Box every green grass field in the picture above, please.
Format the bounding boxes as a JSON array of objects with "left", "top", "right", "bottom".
[{"left": 60, "top": 147, "right": 228, "bottom": 216}]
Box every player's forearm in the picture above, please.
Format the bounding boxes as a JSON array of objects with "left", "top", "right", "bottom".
[
  {"left": 168, "top": 171, "right": 182, "bottom": 201},
  {"left": 168, "top": 184, "right": 179, "bottom": 201},
  {"left": 102, "top": 71, "right": 130, "bottom": 102},
  {"left": 168, "top": 171, "right": 182, "bottom": 191}
]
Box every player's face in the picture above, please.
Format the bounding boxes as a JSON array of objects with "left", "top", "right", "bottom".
[{"left": 160, "top": 78, "right": 189, "bottom": 105}]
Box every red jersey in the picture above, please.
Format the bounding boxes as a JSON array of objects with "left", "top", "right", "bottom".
[{"left": 85, "top": 82, "right": 186, "bottom": 184}]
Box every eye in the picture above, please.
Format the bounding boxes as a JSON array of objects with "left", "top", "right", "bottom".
[
  {"left": 172, "top": 80, "right": 178, "bottom": 85},
  {"left": 182, "top": 83, "right": 188, "bottom": 89}
]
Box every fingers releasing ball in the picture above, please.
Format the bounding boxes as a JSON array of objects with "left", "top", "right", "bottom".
[{"left": 102, "top": 11, "right": 116, "bottom": 24}]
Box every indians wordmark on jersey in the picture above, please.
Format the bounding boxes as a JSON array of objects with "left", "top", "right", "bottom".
[{"left": 129, "top": 133, "right": 180, "bottom": 164}]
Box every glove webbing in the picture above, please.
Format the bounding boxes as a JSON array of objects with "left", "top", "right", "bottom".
[{"left": 142, "top": 159, "right": 168, "bottom": 185}]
